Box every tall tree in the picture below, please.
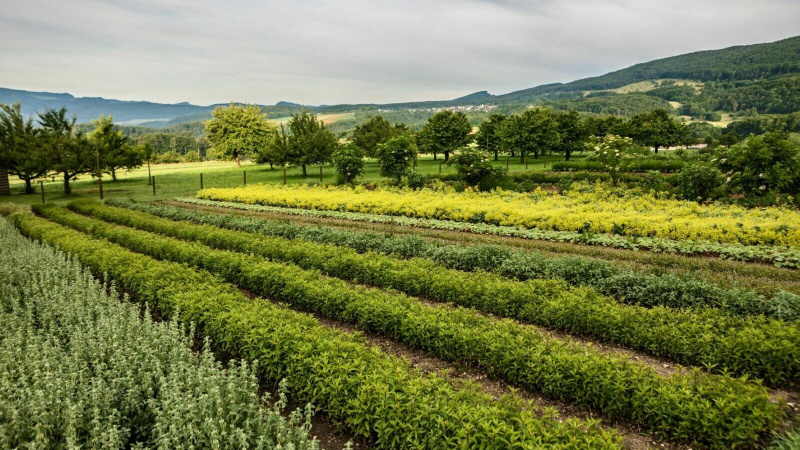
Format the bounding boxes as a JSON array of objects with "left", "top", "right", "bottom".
[
  {"left": 626, "top": 109, "right": 687, "bottom": 153},
  {"left": 0, "top": 103, "right": 50, "bottom": 193},
  {"left": 170, "top": 134, "right": 198, "bottom": 154},
  {"left": 204, "top": 103, "right": 274, "bottom": 167},
  {"left": 38, "top": 107, "right": 93, "bottom": 194},
  {"left": 282, "top": 110, "right": 338, "bottom": 176},
  {"left": 475, "top": 113, "right": 506, "bottom": 161},
  {"left": 582, "top": 115, "right": 625, "bottom": 138},
  {"left": 419, "top": 110, "right": 472, "bottom": 162},
  {"left": 499, "top": 108, "right": 560, "bottom": 163},
  {"left": 89, "top": 116, "right": 142, "bottom": 181},
  {"left": 351, "top": 115, "right": 402, "bottom": 158},
  {"left": 554, "top": 111, "right": 590, "bottom": 161}
]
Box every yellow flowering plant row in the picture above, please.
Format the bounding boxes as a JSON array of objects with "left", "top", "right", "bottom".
[{"left": 198, "top": 184, "right": 800, "bottom": 247}]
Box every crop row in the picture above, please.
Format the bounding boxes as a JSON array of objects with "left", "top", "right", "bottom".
[
  {"left": 551, "top": 159, "right": 685, "bottom": 173},
  {"left": 71, "top": 200, "right": 800, "bottom": 386},
  {"left": 109, "top": 198, "right": 800, "bottom": 321},
  {"left": 196, "top": 184, "right": 800, "bottom": 247},
  {"left": 40, "top": 203, "right": 788, "bottom": 447},
  {"left": 0, "top": 217, "right": 318, "bottom": 449},
  {"left": 9, "top": 211, "right": 624, "bottom": 449},
  {"left": 180, "top": 197, "right": 800, "bottom": 269}
]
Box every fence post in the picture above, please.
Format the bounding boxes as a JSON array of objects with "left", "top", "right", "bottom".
[
  {"left": 283, "top": 168, "right": 287, "bottom": 185},
  {"left": 506, "top": 155, "right": 509, "bottom": 170},
  {"left": 438, "top": 162, "right": 442, "bottom": 174},
  {"left": 319, "top": 166, "right": 323, "bottom": 183},
  {"left": 525, "top": 157, "right": 528, "bottom": 171},
  {"left": 40, "top": 181, "right": 45, "bottom": 204},
  {"left": 200, "top": 173, "right": 204, "bottom": 189},
  {"left": 243, "top": 170, "right": 247, "bottom": 186},
  {"left": 152, "top": 176, "right": 156, "bottom": 195}
]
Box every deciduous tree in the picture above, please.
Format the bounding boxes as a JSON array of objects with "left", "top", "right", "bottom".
[
  {"left": 0, "top": 103, "right": 50, "bottom": 193},
  {"left": 475, "top": 113, "right": 506, "bottom": 161},
  {"left": 205, "top": 103, "right": 274, "bottom": 167},
  {"left": 419, "top": 110, "right": 472, "bottom": 162},
  {"left": 38, "top": 107, "right": 93, "bottom": 194},
  {"left": 499, "top": 108, "right": 560, "bottom": 163}
]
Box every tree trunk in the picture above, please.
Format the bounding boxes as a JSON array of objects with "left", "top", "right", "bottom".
[
  {"left": 520, "top": 152, "right": 525, "bottom": 164},
  {"left": 63, "top": 172, "right": 72, "bottom": 195},
  {"left": 444, "top": 151, "right": 450, "bottom": 162},
  {"left": 565, "top": 150, "right": 571, "bottom": 161},
  {"left": 654, "top": 145, "right": 659, "bottom": 154},
  {"left": 302, "top": 164, "right": 307, "bottom": 177},
  {"left": 235, "top": 154, "right": 241, "bottom": 168},
  {"left": 269, "top": 163, "right": 274, "bottom": 170},
  {"left": 24, "top": 178, "right": 34, "bottom": 194},
  {"left": 111, "top": 168, "right": 117, "bottom": 181},
  {"left": 433, "top": 151, "right": 437, "bottom": 161},
  {"left": 494, "top": 150, "right": 498, "bottom": 161}
]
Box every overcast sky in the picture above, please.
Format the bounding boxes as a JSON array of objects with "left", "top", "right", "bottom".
[{"left": 1, "top": 0, "right": 798, "bottom": 106}]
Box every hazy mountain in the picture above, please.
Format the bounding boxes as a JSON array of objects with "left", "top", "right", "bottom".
[{"left": 2, "top": 35, "right": 798, "bottom": 125}]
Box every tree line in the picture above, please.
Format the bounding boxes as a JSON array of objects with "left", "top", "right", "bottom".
[{"left": 0, "top": 104, "right": 151, "bottom": 194}]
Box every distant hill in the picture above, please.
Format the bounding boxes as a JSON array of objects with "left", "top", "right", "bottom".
[{"left": 2, "top": 35, "right": 798, "bottom": 126}]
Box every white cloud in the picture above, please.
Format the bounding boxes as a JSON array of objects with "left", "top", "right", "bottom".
[{"left": 1, "top": 0, "right": 798, "bottom": 105}]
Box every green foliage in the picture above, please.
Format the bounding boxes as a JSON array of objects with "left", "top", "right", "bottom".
[
  {"left": 447, "top": 147, "right": 505, "bottom": 187},
  {"left": 44, "top": 202, "right": 787, "bottom": 447},
  {"left": 545, "top": 93, "right": 674, "bottom": 117},
  {"left": 419, "top": 110, "right": 472, "bottom": 161},
  {"left": 587, "top": 135, "right": 643, "bottom": 185},
  {"left": 553, "top": 111, "right": 590, "bottom": 160},
  {"left": 673, "top": 163, "right": 724, "bottom": 200},
  {"left": 204, "top": 103, "right": 275, "bottom": 165},
  {"left": 0, "top": 103, "right": 49, "bottom": 193},
  {"left": 109, "top": 198, "right": 800, "bottom": 321},
  {"left": 38, "top": 107, "right": 94, "bottom": 194},
  {"left": 12, "top": 209, "right": 623, "bottom": 449},
  {"left": 333, "top": 143, "right": 365, "bottom": 184},
  {"left": 280, "top": 110, "right": 338, "bottom": 176},
  {"left": 626, "top": 109, "right": 688, "bottom": 152},
  {"left": 376, "top": 134, "right": 417, "bottom": 182},
  {"left": 0, "top": 217, "right": 318, "bottom": 449},
  {"left": 499, "top": 108, "right": 560, "bottom": 162},
  {"left": 350, "top": 115, "right": 404, "bottom": 158},
  {"left": 726, "top": 112, "right": 800, "bottom": 136},
  {"left": 715, "top": 132, "right": 800, "bottom": 196},
  {"left": 552, "top": 159, "right": 684, "bottom": 173},
  {"left": 89, "top": 115, "right": 143, "bottom": 181},
  {"left": 184, "top": 196, "right": 800, "bottom": 269},
  {"left": 475, "top": 113, "right": 506, "bottom": 160},
  {"left": 69, "top": 201, "right": 800, "bottom": 387}
]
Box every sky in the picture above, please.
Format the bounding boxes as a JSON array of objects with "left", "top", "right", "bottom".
[{"left": 1, "top": 0, "right": 799, "bottom": 106}]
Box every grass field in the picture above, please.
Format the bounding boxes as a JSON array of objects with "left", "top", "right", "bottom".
[{"left": 1, "top": 153, "right": 569, "bottom": 206}]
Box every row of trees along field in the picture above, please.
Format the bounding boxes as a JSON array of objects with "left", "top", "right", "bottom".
[{"left": 0, "top": 104, "right": 153, "bottom": 194}]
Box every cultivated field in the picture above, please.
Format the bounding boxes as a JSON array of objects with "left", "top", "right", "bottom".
[{"left": 2, "top": 166, "right": 799, "bottom": 449}]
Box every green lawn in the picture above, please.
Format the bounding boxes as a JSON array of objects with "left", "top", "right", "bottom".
[{"left": 2, "top": 153, "right": 571, "bottom": 206}]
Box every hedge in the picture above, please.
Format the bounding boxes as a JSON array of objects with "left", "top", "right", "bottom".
[
  {"left": 69, "top": 200, "right": 800, "bottom": 387},
  {"left": 36, "top": 203, "right": 788, "bottom": 448},
  {"left": 107, "top": 198, "right": 800, "bottom": 321}
]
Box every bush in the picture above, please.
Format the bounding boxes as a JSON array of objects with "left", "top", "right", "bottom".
[
  {"left": 716, "top": 132, "right": 800, "bottom": 196},
  {"left": 183, "top": 150, "right": 200, "bottom": 162},
  {"left": 157, "top": 150, "right": 182, "bottom": 164},
  {"left": 0, "top": 217, "right": 318, "bottom": 449},
  {"left": 402, "top": 169, "right": 425, "bottom": 189},
  {"left": 447, "top": 147, "right": 505, "bottom": 187},
  {"left": 376, "top": 134, "right": 417, "bottom": 182},
  {"left": 673, "top": 163, "right": 724, "bottom": 200},
  {"left": 332, "top": 143, "right": 365, "bottom": 184}
]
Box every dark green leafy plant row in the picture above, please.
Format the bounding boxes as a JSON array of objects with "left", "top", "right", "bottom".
[
  {"left": 0, "top": 217, "right": 318, "bottom": 449},
  {"left": 9, "top": 212, "right": 623, "bottom": 449},
  {"left": 108, "top": 198, "right": 800, "bottom": 321},
  {"left": 39, "top": 203, "right": 788, "bottom": 448},
  {"left": 551, "top": 159, "right": 685, "bottom": 173},
  {"left": 75, "top": 200, "right": 800, "bottom": 387},
  {"left": 178, "top": 197, "right": 800, "bottom": 269}
]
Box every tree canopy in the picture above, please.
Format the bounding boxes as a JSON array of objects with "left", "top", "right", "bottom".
[
  {"left": 499, "top": 108, "right": 560, "bottom": 162},
  {"left": 0, "top": 103, "right": 49, "bottom": 193},
  {"left": 205, "top": 103, "right": 274, "bottom": 167},
  {"left": 419, "top": 110, "right": 472, "bottom": 161}
]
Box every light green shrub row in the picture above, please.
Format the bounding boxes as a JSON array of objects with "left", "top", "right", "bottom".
[
  {"left": 180, "top": 197, "right": 800, "bottom": 268},
  {"left": 0, "top": 217, "right": 317, "bottom": 449},
  {"left": 40, "top": 203, "right": 787, "bottom": 448},
  {"left": 108, "top": 198, "right": 800, "bottom": 320},
  {"left": 10, "top": 212, "right": 620, "bottom": 449},
  {"left": 73, "top": 200, "right": 800, "bottom": 387}
]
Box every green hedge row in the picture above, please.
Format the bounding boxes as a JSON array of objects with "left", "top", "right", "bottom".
[
  {"left": 108, "top": 198, "right": 800, "bottom": 321},
  {"left": 10, "top": 212, "right": 620, "bottom": 449},
  {"left": 74, "top": 200, "right": 800, "bottom": 387},
  {"left": 0, "top": 217, "right": 318, "bottom": 449},
  {"left": 179, "top": 197, "right": 800, "bottom": 269},
  {"left": 41, "top": 203, "right": 787, "bottom": 447},
  {"left": 551, "top": 159, "right": 685, "bottom": 173}
]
